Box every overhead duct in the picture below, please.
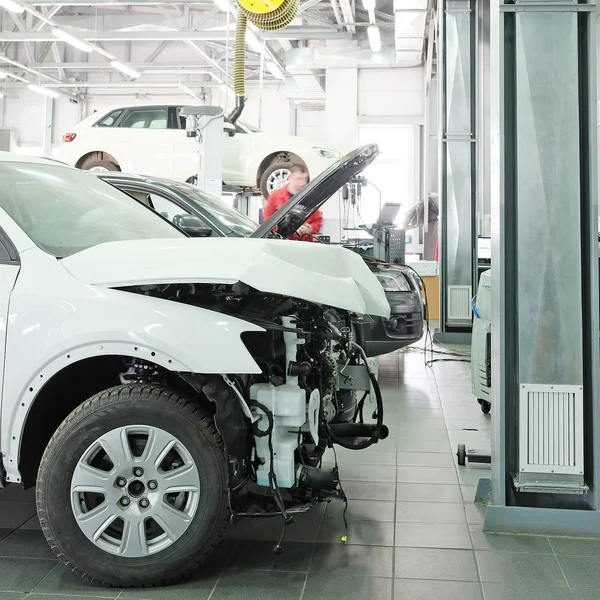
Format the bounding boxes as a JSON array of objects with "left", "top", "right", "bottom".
[
  {"left": 284, "top": 72, "right": 325, "bottom": 108},
  {"left": 393, "top": 0, "right": 427, "bottom": 64}
]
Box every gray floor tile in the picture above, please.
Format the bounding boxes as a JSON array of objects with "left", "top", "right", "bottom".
[
  {"left": 483, "top": 583, "right": 574, "bottom": 600},
  {"left": 572, "top": 589, "right": 600, "bottom": 599},
  {"left": 396, "top": 483, "right": 463, "bottom": 503},
  {"left": 317, "top": 520, "right": 394, "bottom": 546},
  {"left": 342, "top": 481, "right": 396, "bottom": 502},
  {"left": 302, "top": 574, "right": 392, "bottom": 600},
  {"left": 323, "top": 449, "right": 397, "bottom": 466},
  {"left": 210, "top": 570, "right": 305, "bottom": 600},
  {"left": 396, "top": 451, "right": 455, "bottom": 467},
  {"left": 325, "top": 499, "right": 395, "bottom": 522},
  {"left": 0, "top": 530, "right": 56, "bottom": 560},
  {"left": 393, "top": 579, "right": 483, "bottom": 600},
  {"left": 0, "top": 503, "right": 36, "bottom": 529},
  {"left": 396, "top": 428, "right": 448, "bottom": 442},
  {"left": 310, "top": 543, "right": 393, "bottom": 578},
  {"left": 19, "top": 516, "right": 41, "bottom": 531},
  {"left": 0, "top": 593, "right": 25, "bottom": 600},
  {"left": 333, "top": 464, "right": 396, "bottom": 483},
  {"left": 458, "top": 469, "right": 491, "bottom": 487},
  {"left": 397, "top": 466, "right": 457, "bottom": 484},
  {"left": 119, "top": 569, "right": 221, "bottom": 600},
  {"left": 555, "top": 555, "right": 600, "bottom": 588},
  {"left": 395, "top": 547, "right": 478, "bottom": 581},
  {"left": 225, "top": 541, "right": 313, "bottom": 572},
  {"left": 461, "top": 485, "right": 478, "bottom": 502},
  {"left": 32, "top": 564, "right": 121, "bottom": 598},
  {"left": 464, "top": 503, "right": 486, "bottom": 526},
  {"left": 0, "top": 557, "right": 57, "bottom": 592},
  {"left": 395, "top": 522, "right": 472, "bottom": 549},
  {"left": 475, "top": 551, "right": 567, "bottom": 587},
  {"left": 396, "top": 438, "right": 451, "bottom": 453},
  {"left": 471, "top": 533, "right": 553, "bottom": 554},
  {"left": 549, "top": 536, "right": 600, "bottom": 556},
  {"left": 396, "top": 502, "right": 466, "bottom": 524},
  {"left": 0, "top": 530, "right": 12, "bottom": 543},
  {"left": 0, "top": 486, "right": 35, "bottom": 504}
]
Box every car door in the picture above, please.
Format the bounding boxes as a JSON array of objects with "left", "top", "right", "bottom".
[{"left": 110, "top": 107, "right": 175, "bottom": 178}]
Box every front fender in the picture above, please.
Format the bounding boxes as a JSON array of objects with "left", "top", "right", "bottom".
[{"left": 1, "top": 248, "right": 263, "bottom": 483}]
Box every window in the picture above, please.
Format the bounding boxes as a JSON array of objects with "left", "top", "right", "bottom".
[
  {"left": 149, "top": 193, "right": 193, "bottom": 223},
  {"left": 119, "top": 108, "right": 168, "bottom": 129},
  {"left": 95, "top": 109, "right": 124, "bottom": 128},
  {"left": 0, "top": 162, "right": 183, "bottom": 258}
]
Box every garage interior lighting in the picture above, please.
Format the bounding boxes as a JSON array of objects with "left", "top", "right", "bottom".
[
  {"left": 28, "top": 84, "right": 60, "bottom": 99},
  {"left": 52, "top": 28, "right": 93, "bottom": 53},
  {"left": 0, "top": 0, "right": 24, "bottom": 13},
  {"left": 110, "top": 60, "right": 141, "bottom": 79},
  {"left": 362, "top": 0, "right": 376, "bottom": 10},
  {"left": 266, "top": 61, "right": 284, "bottom": 79},
  {"left": 367, "top": 25, "right": 382, "bottom": 52},
  {"left": 245, "top": 29, "right": 263, "bottom": 54}
]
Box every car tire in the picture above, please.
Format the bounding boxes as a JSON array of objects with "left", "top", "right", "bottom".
[
  {"left": 36, "top": 384, "right": 230, "bottom": 588},
  {"left": 81, "top": 159, "right": 120, "bottom": 172},
  {"left": 260, "top": 161, "right": 294, "bottom": 198}
]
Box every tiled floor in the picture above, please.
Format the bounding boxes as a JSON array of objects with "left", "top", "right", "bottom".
[{"left": 1, "top": 350, "right": 599, "bottom": 599}]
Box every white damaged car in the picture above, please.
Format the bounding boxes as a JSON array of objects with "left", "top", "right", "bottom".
[{"left": 0, "top": 145, "right": 389, "bottom": 587}]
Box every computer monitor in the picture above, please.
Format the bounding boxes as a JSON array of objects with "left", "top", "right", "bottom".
[{"left": 478, "top": 237, "right": 491, "bottom": 261}]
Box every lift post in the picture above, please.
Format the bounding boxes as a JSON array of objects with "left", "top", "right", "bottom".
[{"left": 181, "top": 106, "right": 224, "bottom": 198}]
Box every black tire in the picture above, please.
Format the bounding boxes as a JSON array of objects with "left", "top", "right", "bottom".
[
  {"left": 479, "top": 400, "right": 491, "bottom": 414},
  {"left": 36, "top": 384, "right": 229, "bottom": 588},
  {"left": 259, "top": 161, "right": 293, "bottom": 198},
  {"left": 81, "top": 159, "right": 120, "bottom": 172},
  {"left": 457, "top": 444, "right": 466, "bottom": 466}
]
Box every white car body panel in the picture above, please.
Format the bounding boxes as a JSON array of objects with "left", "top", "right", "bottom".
[
  {"left": 57, "top": 107, "right": 339, "bottom": 187},
  {"left": 61, "top": 237, "right": 391, "bottom": 319}
]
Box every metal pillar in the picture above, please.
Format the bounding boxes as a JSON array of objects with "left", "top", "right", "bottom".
[
  {"left": 484, "top": 0, "right": 600, "bottom": 535},
  {"left": 436, "top": 0, "right": 478, "bottom": 344}
]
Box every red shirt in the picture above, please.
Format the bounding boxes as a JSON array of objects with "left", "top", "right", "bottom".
[{"left": 264, "top": 186, "right": 323, "bottom": 242}]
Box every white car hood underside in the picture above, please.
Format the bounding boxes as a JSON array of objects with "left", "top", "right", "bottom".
[{"left": 61, "top": 238, "right": 391, "bottom": 318}]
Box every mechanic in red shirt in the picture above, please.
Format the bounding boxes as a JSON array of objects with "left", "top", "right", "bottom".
[{"left": 263, "top": 164, "right": 323, "bottom": 242}]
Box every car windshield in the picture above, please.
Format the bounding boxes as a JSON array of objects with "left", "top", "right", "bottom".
[
  {"left": 0, "top": 161, "right": 184, "bottom": 258},
  {"left": 166, "top": 181, "right": 259, "bottom": 237}
]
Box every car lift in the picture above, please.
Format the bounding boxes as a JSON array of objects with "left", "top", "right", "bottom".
[{"left": 181, "top": 105, "right": 224, "bottom": 199}]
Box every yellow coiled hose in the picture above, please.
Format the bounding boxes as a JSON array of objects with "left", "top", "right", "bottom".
[{"left": 230, "top": 0, "right": 298, "bottom": 121}]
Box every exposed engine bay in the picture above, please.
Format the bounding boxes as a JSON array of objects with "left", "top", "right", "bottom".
[{"left": 118, "top": 281, "right": 389, "bottom": 540}]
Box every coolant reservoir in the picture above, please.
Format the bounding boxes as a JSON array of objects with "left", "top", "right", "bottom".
[{"left": 250, "top": 383, "right": 306, "bottom": 488}]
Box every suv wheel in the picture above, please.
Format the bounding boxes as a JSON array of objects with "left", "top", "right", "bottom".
[
  {"left": 36, "top": 384, "right": 229, "bottom": 587},
  {"left": 81, "top": 159, "right": 120, "bottom": 172},
  {"left": 260, "top": 162, "right": 293, "bottom": 197}
]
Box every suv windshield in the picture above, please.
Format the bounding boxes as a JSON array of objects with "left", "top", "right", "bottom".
[
  {"left": 0, "top": 161, "right": 183, "bottom": 258},
  {"left": 166, "top": 181, "right": 258, "bottom": 238}
]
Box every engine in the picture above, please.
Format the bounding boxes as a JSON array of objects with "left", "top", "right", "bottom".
[{"left": 118, "top": 281, "right": 388, "bottom": 509}]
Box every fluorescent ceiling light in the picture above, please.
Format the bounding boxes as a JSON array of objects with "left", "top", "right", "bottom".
[
  {"left": 245, "top": 29, "right": 263, "bottom": 54},
  {"left": 0, "top": 0, "right": 24, "bottom": 13},
  {"left": 362, "top": 0, "right": 376, "bottom": 10},
  {"left": 367, "top": 25, "right": 382, "bottom": 52},
  {"left": 266, "top": 61, "right": 284, "bottom": 79},
  {"left": 28, "top": 84, "right": 60, "bottom": 99},
  {"left": 52, "top": 28, "right": 93, "bottom": 53},
  {"left": 213, "top": 0, "right": 229, "bottom": 10},
  {"left": 110, "top": 60, "right": 141, "bottom": 79}
]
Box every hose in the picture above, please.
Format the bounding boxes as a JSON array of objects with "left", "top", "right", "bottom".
[{"left": 229, "top": 0, "right": 299, "bottom": 123}]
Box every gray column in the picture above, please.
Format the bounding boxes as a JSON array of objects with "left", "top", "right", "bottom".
[
  {"left": 437, "top": 0, "right": 478, "bottom": 342},
  {"left": 484, "top": 0, "right": 600, "bottom": 534}
]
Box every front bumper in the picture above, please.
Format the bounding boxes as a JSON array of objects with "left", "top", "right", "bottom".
[{"left": 358, "top": 291, "right": 424, "bottom": 357}]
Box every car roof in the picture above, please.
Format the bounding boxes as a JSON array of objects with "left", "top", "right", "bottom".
[{"left": 0, "top": 152, "right": 68, "bottom": 166}]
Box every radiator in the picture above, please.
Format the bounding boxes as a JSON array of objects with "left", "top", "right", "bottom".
[{"left": 518, "top": 384, "right": 584, "bottom": 477}]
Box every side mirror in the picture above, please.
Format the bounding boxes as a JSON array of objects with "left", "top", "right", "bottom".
[
  {"left": 173, "top": 214, "right": 213, "bottom": 238},
  {"left": 224, "top": 125, "right": 236, "bottom": 137}
]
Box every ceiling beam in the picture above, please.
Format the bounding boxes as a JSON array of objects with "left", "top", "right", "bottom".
[{"left": 0, "top": 28, "right": 343, "bottom": 42}]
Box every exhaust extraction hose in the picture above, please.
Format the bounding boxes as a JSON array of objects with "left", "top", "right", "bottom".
[{"left": 229, "top": 0, "right": 299, "bottom": 123}]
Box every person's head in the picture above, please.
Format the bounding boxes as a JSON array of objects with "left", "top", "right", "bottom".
[{"left": 287, "top": 164, "right": 309, "bottom": 194}]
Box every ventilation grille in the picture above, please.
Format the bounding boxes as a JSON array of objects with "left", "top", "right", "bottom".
[
  {"left": 519, "top": 384, "right": 584, "bottom": 476},
  {"left": 448, "top": 285, "right": 472, "bottom": 320}
]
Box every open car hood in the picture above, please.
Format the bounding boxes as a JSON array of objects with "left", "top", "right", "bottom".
[{"left": 251, "top": 144, "right": 380, "bottom": 239}]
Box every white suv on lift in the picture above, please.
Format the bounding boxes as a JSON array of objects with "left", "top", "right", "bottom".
[{"left": 57, "top": 104, "right": 341, "bottom": 197}]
